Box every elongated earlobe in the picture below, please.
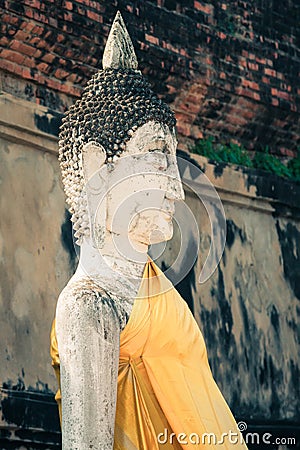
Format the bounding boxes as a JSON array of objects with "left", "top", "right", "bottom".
[
  {"left": 82, "top": 141, "right": 106, "bottom": 183},
  {"left": 81, "top": 141, "right": 107, "bottom": 249}
]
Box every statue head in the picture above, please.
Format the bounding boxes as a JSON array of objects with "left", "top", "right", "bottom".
[{"left": 58, "top": 12, "right": 184, "bottom": 250}]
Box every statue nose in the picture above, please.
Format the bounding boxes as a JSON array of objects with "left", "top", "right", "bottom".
[
  {"left": 166, "top": 183, "right": 185, "bottom": 201},
  {"left": 166, "top": 174, "right": 185, "bottom": 201}
]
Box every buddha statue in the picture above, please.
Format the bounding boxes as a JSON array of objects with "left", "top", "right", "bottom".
[{"left": 51, "top": 12, "right": 248, "bottom": 450}]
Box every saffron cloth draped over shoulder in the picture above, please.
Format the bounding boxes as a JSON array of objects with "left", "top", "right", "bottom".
[{"left": 51, "top": 260, "right": 248, "bottom": 449}]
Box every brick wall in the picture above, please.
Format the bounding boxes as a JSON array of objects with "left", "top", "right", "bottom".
[{"left": 0, "top": 0, "right": 299, "bottom": 156}]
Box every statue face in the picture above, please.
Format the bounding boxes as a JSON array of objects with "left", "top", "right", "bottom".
[{"left": 105, "top": 121, "right": 184, "bottom": 246}]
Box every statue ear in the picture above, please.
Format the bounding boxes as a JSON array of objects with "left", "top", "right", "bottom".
[
  {"left": 82, "top": 141, "right": 106, "bottom": 183},
  {"left": 81, "top": 141, "right": 107, "bottom": 249}
]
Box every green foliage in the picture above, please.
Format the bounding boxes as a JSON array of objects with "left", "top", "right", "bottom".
[
  {"left": 193, "top": 137, "right": 253, "bottom": 166},
  {"left": 287, "top": 150, "right": 300, "bottom": 181},
  {"left": 252, "top": 146, "right": 292, "bottom": 179},
  {"left": 191, "top": 138, "right": 300, "bottom": 182}
]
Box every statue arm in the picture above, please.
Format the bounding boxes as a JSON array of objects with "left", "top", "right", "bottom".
[{"left": 55, "top": 287, "right": 121, "bottom": 450}]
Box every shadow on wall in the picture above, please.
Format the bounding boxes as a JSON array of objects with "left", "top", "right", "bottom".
[{"left": 60, "top": 209, "right": 78, "bottom": 274}]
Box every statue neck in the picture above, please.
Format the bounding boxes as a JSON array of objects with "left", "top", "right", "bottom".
[{"left": 74, "top": 231, "right": 148, "bottom": 286}]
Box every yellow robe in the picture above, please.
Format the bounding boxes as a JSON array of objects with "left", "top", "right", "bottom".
[{"left": 50, "top": 260, "right": 247, "bottom": 449}]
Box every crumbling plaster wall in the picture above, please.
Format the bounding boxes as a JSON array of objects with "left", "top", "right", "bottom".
[{"left": 0, "top": 94, "right": 74, "bottom": 395}]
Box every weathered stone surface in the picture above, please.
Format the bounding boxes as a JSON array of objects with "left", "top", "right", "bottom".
[{"left": 102, "top": 11, "right": 138, "bottom": 70}]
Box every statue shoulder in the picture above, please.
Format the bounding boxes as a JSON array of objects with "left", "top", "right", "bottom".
[{"left": 57, "top": 277, "right": 130, "bottom": 332}]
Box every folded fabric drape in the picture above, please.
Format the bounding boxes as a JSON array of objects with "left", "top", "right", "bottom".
[{"left": 51, "top": 260, "right": 248, "bottom": 449}]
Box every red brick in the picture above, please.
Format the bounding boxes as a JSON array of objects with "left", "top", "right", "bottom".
[
  {"left": 10, "top": 40, "right": 36, "bottom": 57},
  {"left": 248, "top": 62, "right": 259, "bottom": 71},
  {"left": 264, "top": 68, "right": 276, "bottom": 77},
  {"left": 228, "top": 114, "right": 247, "bottom": 126},
  {"left": 32, "top": 25, "right": 44, "bottom": 36},
  {"left": 36, "top": 38, "right": 48, "bottom": 49},
  {"left": 21, "top": 21, "right": 36, "bottom": 33},
  {"left": 59, "top": 83, "right": 81, "bottom": 96},
  {"left": 256, "top": 57, "right": 266, "bottom": 64},
  {"left": 277, "top": 91, "right": 290, "bottom": 101},
  {"left": 0, "top": 59, "right": 18, "bottom": 73},
  {"left": 190, "top": 126, "right": 203, "bottom": 139},
  {"left": 64, "top": 1, "right": 73, "bottom": 10},
  {"left": 32, "top": 10, "right": 49, "bottom": 23},
  {"left": 8, "top": 28, "right": 17, "bottom": 36},
  {"left": 23, "top": 0, "right": 40, "bottom": 8},
  {"left": 242, "top": 79, "right": 259, "bottom": 90},
  {"left": 0, "top": 36, "right": 9, "bottom": 46},
  {"left": 54, "top": 68, "right": 69, "bottom": 79},
  {"left": 24, "top": 8, "right": 34, "bottom": 19},
  {"left": 3, "top": 14, "right": 20, "bottom": 25},
  {"left": 94, "top": 2, "right": 105, "bottom": 12},
  {"left": 64, "top": 12, "right": 73, "bottom": 21},
  {"left": 194, "top": 1, "right": 213, "bottom": 15},
  {"left": 21, "top": 67, "right": 32, "bottom": 79},
  {"left": 23, "top": 56, "right": 36, "bottom": 68},
  {"left": 37, "top": 62, "right": 50, "bottom": 72},
  {"left": 217, "top": 31, "right": 227, "bottom": 40},
  {"left": 146, "top": 34, "right": 159, "bottom": 46},
  {"left": 86, "top": 10, "right": 103, "bottom": 22},
  {"left": 176, "top": 121, "right": 191, "bottom": 136},
  {"left": 29, "top": 36, "right": 40, "bottom": 46},
  {"left": 33, "top": 73, "right": 45, "bottom": 85},
  {"left": 241, "top": 109, "right": 256, "bottom": 120},
  {"left": 180, "top": 48, "right": 189, "bottom": 57},
  {"left": 177, "top": 101, "right": 201, "bottom": 114},
  {"left": 14, "top": 30, "right": 31, "bottom": 42},
  {"left": 0, "top": 48, "right": 25, "bottom": 64},
  {"left": 41, "top": 53, "right": 56, "bottom": 63},
  {"left": 235, "top": 87, "right": 260, "bottom": 101},
  {"left": 174, "top": 112, "right": 193, "bottom": 122},
  {"left": 46, "top": 78, "right": 62, "bottom": 90},
  {"left": 1, "top": 13, "right": 11, "bottom": 23},
  {"left": 186, "top": 92, "right": 205, "bottom": 103},
  {"left": 57, "top": 34, "right": 65, "bottom": 43},
  {"left": 66, "top": 73, "right": 80, "bottom": 83}
]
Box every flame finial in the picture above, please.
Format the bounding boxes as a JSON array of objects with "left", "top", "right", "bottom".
[{"left": 102, "top": 11, "right": 138, "bottom": 70}]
